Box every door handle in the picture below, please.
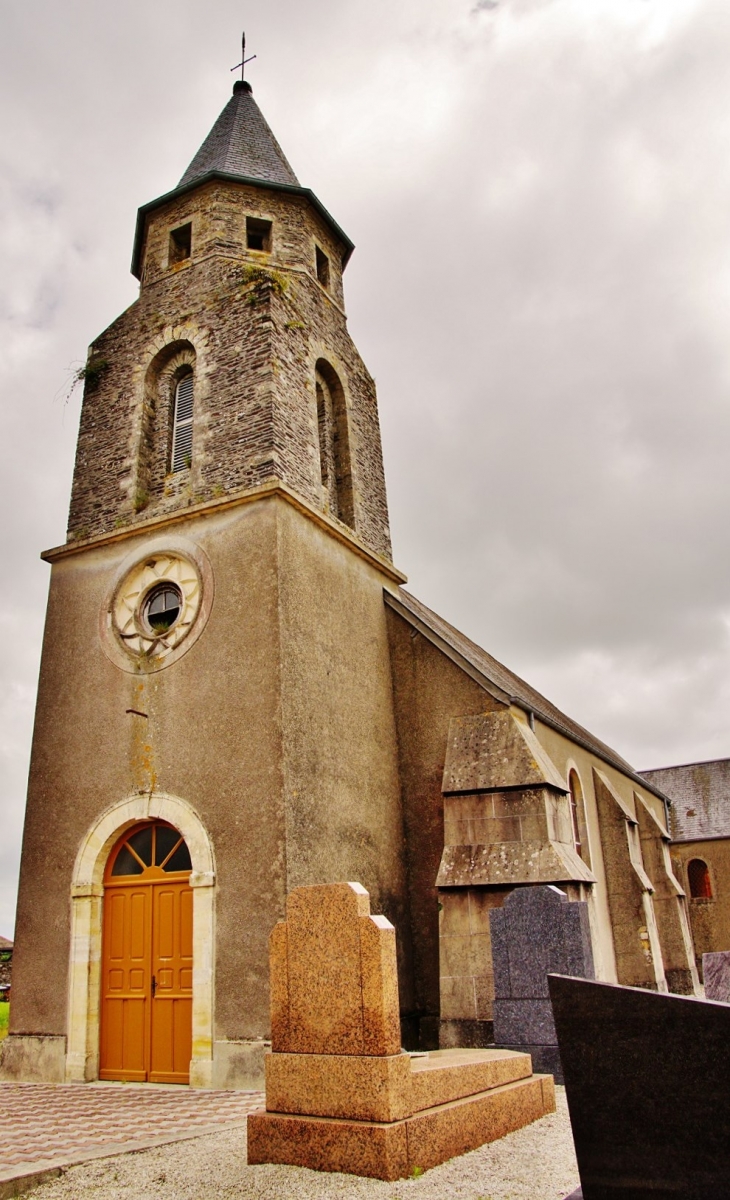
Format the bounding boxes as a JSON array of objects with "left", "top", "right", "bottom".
[{"left": 151, "top": 974, "right": 156, "bottom": 998}]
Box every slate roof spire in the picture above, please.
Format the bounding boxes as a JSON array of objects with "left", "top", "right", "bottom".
[
  {"left": 132, "top": 79, "right": 354, "bottom": 280},
  {"left": 178, "top": 81, "right": 300, "bottom": 189}
]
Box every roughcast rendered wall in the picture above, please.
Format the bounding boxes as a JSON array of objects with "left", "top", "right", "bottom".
[{"left": 8, "top": 493, "right": 413, "bottom": 1086}]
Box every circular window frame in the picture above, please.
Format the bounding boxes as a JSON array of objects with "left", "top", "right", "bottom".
[
  {"left": 100, "top": 535, "right": 214, "bottom": 674},
  {"left": 140, "top": 581, "right": 184, "bottom": 637}
]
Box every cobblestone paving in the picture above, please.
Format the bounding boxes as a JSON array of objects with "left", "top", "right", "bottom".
[{"left": 0, "top": 1082, "right": 265, "bottom": 1173}]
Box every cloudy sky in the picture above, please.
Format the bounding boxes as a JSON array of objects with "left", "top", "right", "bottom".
[{"left": 2, "top": 0, "right": 730, "bottom": 936}]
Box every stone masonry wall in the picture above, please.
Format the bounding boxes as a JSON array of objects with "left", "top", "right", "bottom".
[{"left": 67, "top": 180, "right": 391, "bottom": 561}]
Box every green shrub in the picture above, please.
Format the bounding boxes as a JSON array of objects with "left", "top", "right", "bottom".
[{"left": 74, "top": 356, "right": 109, "bottom": 391}]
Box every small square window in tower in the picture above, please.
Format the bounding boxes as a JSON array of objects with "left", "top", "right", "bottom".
[
  {"left": 315, "top": 246, "right": 330, "bottom": 290},
  {"left": 169, "top": 223, "right": 192, "bottom": 265},
  {"left": 246, "top": 217, "right": 272, "bottom": 252}
]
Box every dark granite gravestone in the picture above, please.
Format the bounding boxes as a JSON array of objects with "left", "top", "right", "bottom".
[
  {"left": 549, "top": 974, "right": 730, "bottom": 1200},
  {"left": 489, "top": 885, "right": 594, "bottom": 1081},
  {"left": 702, "top": 951, "right": 730, "bottom": 1002}
]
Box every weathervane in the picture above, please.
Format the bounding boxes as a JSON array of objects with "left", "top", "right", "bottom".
[{"left": 231, "top": 32, "right": 256, "bottom": 82}]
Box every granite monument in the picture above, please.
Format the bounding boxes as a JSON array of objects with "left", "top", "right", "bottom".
[
  {"left": 549, "top": 973, "right": 730, "bottom": 1200},
  {"left": 490, "top": 885, "right": 595, "bottom": 1080},
  {"left": 248, "top": 882, "right": 556, "bottom": 1179}
]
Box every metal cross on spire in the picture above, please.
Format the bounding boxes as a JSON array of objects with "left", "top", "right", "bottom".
[{"left": 231, "top": 32, "right": 256, "bottom": 82}]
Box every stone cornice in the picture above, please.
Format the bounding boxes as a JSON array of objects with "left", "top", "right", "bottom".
[{"left": 42, "top": 480, "right": 407, "bottom": 585}]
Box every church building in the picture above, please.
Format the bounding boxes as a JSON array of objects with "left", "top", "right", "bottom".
[
  {"left": 643, "top": 757, "right": 730, "bottom": 980},
  {"left": 1, "top": 76, "right": 700, "bottom": 1091}
]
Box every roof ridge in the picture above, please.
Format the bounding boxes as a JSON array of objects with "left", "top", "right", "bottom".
[
  {"left": 642, "top": 757, "right": 730, "bottom": 774},
  {"left": 388, "top": 587, "right": 653, "bottom": 787}
]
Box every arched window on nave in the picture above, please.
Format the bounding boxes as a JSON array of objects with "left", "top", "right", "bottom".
[
  {"left": 687, "top": 858, "right": 713, "bottom": 899},
  {"left": 568, "top": 769, "right": 591, "bottom": 867}
]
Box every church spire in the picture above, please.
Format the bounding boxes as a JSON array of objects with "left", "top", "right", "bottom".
[
  {"left": 178, "top": 81, "right": 299, "bottom": 190},
  {"left": 131, "top": 78, "right": 352, "bottom": 280}
]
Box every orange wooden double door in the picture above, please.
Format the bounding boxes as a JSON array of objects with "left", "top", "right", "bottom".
[{"left": 100, "top": 821, "right": 193, "bottom": 1084}]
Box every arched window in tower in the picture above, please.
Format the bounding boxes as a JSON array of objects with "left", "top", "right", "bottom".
[
  {"left": 687, "top": 858, "right": 713, "bottom": 899},
  {"left": 316, "top": 380, "right": 331, "bottom": 493},
  {"left": 171, "top": 371, "right": 194, "bottom": 471},
  {"left": 315, "top": 360, "right": 354, "bottom": 529}
]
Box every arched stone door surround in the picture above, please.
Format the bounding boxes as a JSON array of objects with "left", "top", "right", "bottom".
[{"left": 66, "top": 792, "right": 215, "bottom": 1086}]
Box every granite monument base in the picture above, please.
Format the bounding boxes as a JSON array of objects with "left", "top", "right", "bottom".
[
  {"left": 248, "top": 1050, "right": 556, "bottom": 1180},
  {"left": 549, "top": 973, "right": 730, "bottom": 1200}
]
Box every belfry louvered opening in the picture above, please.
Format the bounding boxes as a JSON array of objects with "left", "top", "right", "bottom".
[{"left": 171, "top": 373, "right": 194, "bottom": 471}]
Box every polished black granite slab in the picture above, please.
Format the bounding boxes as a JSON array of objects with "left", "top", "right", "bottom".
[
  {"left": 490, "top": 885, "right": 594, "bottom": 1082},
  {"left": 549, "top": 973, "right": 730, "bottom": 1200}
]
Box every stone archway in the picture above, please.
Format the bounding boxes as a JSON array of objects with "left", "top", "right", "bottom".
[{"left": 66, "top": 792, "right": 215, "bottom": 1087}]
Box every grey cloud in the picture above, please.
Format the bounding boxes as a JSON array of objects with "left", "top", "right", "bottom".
[{"left": 1, "top": 0, "right": 729, "bottom": 933}]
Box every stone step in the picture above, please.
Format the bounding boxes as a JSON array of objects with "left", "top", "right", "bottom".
[{"left": 409, "top": 1048, "right": 533, "bottom": 1113}]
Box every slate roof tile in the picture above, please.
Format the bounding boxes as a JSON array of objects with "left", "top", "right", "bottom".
[
  {"left": 642, "top": 758, "right": 730, "bottom": 840},
  {"left": 387, "top": 588, "right": 666, "bottom": 796},
  {"left": 178, "top": 84, "right": 299, "bottom": 189}
]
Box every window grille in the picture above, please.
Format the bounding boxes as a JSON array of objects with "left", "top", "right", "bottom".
[
  {"left": 109, "top": 822, "right": 192, "bottom": 877},
  {"left": 171, "top": 374, "right": 194, "bottom": 471},
  {"left": 687, "top": 858, "right": 713, "bottom": 899}
]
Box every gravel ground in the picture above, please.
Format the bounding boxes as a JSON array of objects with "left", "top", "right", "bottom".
[{"left": 28, "top": 1088, "right": 579, "bottom": 1200}]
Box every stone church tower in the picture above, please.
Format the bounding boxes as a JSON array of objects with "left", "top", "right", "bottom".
[
  {"left": 3, "top": 76, "right": 700, "bottom": 1091},
  {"left": 4, "top": 80, "right": 411, "bottom": 1089}
]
